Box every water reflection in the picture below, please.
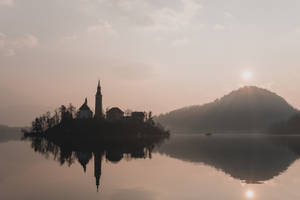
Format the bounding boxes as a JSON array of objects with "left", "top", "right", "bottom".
[
  {"left": 23, "top": 134, "right": 168, "bottom": 191},
  {"left": 157, "top": 134, "right": 300, "bottom": 183},
  {"left": 20, "top": 132, "right": 300, "bottom": 192}
]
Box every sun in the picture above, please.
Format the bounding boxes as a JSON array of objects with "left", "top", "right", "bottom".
[
  {"left": 245, "top": 190, "right": 255, "bottom": 199},
  {"left": 242, "top": 71, "right": 253, "bottom": 81}
]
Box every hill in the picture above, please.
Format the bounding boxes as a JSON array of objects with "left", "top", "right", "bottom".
[
  {"left": 269, "top": 113, "right": 300, "bottom": 134},
  {"left": 156, "top": 86, "right": 298, "bottom": 133},
  {"left": 0, "top": 125, "right": 23, "bottom": 142}
]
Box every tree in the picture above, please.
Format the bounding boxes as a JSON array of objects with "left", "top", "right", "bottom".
[
  {"left": 67, "top": 103, "right": 76, "bottom": 119},
  {"left": 59, "top": 105, "right": 73, "bottom": 122},
  {"left": 31, "top": 114, "right": 48, "bottom": 133},
  {"left": 59, "top": 105, "right": 67, "bottom": 121},
  {"left": 53, "top": 109, "right": 60, "bottom": 125},
  {"left": 146, "top": 111, "right": 155, "bottom": 126}
]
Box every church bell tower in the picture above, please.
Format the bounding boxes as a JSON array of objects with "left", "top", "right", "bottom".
[{"left": 95, "top": 80, "right": 103, "bottom": 119}]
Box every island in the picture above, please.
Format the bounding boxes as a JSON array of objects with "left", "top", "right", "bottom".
[{"left": 23, "top": 81, "right": 169, "bottom": 151}]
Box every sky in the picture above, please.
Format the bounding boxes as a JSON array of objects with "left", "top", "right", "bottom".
[{"left": 1, "top": 0, "right": 300, "bottom": 126}]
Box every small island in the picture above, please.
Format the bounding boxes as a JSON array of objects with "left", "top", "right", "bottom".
[{"left": 23, "top": 81, "right": 169, "bottom": 149}]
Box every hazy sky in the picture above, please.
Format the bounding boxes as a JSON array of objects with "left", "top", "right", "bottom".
[{"left": 1, "top": 0, "right": 300, "bottom": 126}]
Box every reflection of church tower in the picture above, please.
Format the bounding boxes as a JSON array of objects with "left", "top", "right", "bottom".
[
  {"left": 94, "top": 152, "right": 102, "bottom": 191},
  {"left": 95, "top": 80, "right": 103, "bottom": 119}
]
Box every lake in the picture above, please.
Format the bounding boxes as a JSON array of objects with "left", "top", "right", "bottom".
[{"left": 1, "top": 133, "right": 300, "bottom": 200}]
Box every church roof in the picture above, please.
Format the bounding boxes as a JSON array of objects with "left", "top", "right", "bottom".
[
  {"left": 79, "top": 104, "right": 91, "bottom": 111},
  {"left": 79, "top": 98, "right": 92, "bottom": 111},
  {"left": 107, "top": 107, "right": 124, "bottom": 114}
]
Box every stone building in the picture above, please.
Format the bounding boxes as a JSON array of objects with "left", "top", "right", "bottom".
[{"left": 106, "top": 107, "right": 124, "bottom": 121}]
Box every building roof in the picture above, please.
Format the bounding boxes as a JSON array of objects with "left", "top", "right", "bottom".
[
  {"left": 107, "top": 107, "right": 124, "bottom": 114},
  {"left": 79, "top": 98, "right": 92, "bottom": 111},
  {"left": 131, "top": 112, "right": 145, "bottom": 116}
]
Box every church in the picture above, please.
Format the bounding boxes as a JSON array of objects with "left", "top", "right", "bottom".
[
  {"left": 77, "top": 81, "right": 144, "bottom": 122},
  {"left": 77, "top": 81, "right": 103, "bottom": 119}
]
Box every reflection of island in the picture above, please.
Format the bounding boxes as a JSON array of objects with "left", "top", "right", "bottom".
[
  {"left": 24, "top": 133, "right": 167, "bottom": 191},
  {"left": 156, "top": 135, "right": 300, "bottom": 184}
]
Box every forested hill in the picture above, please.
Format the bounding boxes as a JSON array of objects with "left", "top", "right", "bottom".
[
  {"left": 156, "top": 86, "right": 298, "bottom": 133},
  {"left": 0, "top": 125, "right": 23, "bottom": 142}
]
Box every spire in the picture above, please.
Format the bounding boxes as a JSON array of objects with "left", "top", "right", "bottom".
[
  {"left": 96, "top": 80, "right": 101, "bottom": 95},
  {"left": 84, "top": 97, "right": 87, "bottom": 104},
  {"left": 95, "top": 80, "right": 103, "bottom": 118}
]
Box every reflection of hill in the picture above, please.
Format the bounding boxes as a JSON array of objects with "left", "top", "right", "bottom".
[
  {"left": 0, "top": 125, "right": 23, "bottom": 143},
  {"left": 157, "top": 135, "right": 300, "bottom": 183}
]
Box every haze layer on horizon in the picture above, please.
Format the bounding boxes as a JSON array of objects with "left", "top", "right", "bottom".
[{"left": 1, "top": 0, "right": 300, "bottom": 126}]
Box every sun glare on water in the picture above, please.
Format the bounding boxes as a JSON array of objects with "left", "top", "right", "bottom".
[{"left": 245, "top": 190, "right": 255, "bottom": 199}]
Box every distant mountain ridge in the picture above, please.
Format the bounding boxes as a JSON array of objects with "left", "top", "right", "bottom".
[
  {"left": 156, "top": 86, "right": 298, "bottom": 133},
  {"left": 0, "top": 125, "right": 23, "bottom": 142}
]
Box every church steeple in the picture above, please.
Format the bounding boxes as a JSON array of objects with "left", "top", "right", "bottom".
[
  {"left": 95, "top": 80, "right": 103, "bottom": 119},
  {"left": 96, "top": 80, "right": 101, "bottom": 95}
]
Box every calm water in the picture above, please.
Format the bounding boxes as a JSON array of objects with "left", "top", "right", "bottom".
[{"left": 1, "top": 134, "right": 300, "bottom": 200}]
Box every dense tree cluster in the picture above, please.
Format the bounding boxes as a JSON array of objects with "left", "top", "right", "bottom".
[
  {"left": 269, "top": 113, "right": 300, "bottom": 134},
  {"left": 31, "top": 104, "right": 76, "bottom": 133}
]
